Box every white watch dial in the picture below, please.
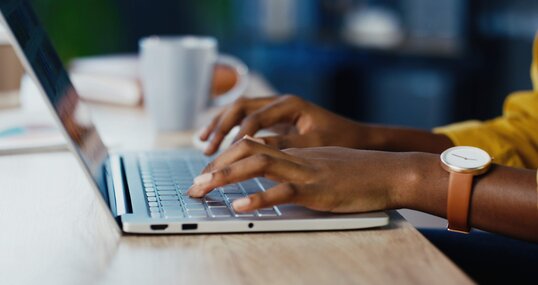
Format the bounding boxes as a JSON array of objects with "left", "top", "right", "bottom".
[{"left": 441, "top": 146, "right": 491, "bottom": 171}]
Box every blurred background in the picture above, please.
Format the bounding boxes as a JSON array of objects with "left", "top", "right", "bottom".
[{"left": 29, "top": 0, "right": 538, "bottom": 128}]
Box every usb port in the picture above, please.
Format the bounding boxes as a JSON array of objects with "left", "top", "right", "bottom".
[{"left": 182, "top": 224, "right": 198, "bottom": 230}]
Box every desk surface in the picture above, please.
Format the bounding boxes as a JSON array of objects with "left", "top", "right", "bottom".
[{"left": 0, "top": 79, "right": 473, "bottom": 285}]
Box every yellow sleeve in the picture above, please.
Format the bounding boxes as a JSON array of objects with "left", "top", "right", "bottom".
[
  {"left": 434, "top": 35, "right": 538, "bottom": 169},
  {"left": 531, "top": 33, "right": 538, "bottom": 91}
]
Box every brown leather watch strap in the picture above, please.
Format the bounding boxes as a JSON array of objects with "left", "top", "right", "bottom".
[{"left": 447, "top": 172, "right": 474, "bottom": 233}]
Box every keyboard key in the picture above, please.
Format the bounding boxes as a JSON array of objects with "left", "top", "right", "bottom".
[
  {"left": 152, "top": 174, "right": 171, "bottom": 179},
  {"left": 184, "top": 203, "right": 205, "bottom": 210},
  {"left": 156, "top": 185, "right": 176, "bottom": 191},
  {"left": 159, "top": 195, "right": 179, "bottom": 201},
  {"left": 177, "top": 189, "right": 190, "bottom": 195},
  {"left": 210, "top": 208, "right": 232, "bottom": 217},
  {"left": 158, "top": 190, "right": 176, "bottom": 196},
  {"left": 206, "top": 201, "right": 227, "bottom": 208},
  {"left": 150, "top": 212, "right": 161, "bottom": 218},
  {"left": 224, "top": 194, "right": 245, "bottom": 201},
  {"left": 221, "top": 185, "right": 243, "bottom": 194},
  {"left": 243, "top": 187, "right": 262, "bottom": 194},
  {"left": 145, "top": 187, "right": 155, "bottom": 192},
  {"left": 258, "top": 209, "right": 278, "bottom": 216},
  {"left": 258, "top": 178, "right": 277, "bottom": 190},
  {"left": 147, "top": 197, "right": 157, "bottom": 202},
  {"left": 164, "top": 212, "right": 183, "bottom": 218},
  {"left": 146, "top": 192, "right": 156, "bottom": 197},
  {"left": 161, "top": 200, "right": 181, "bottom": 206},
  {"left": 240, "top": 180, "right": 260, "bottom": 190},
  {"left": 149, "top": 206, "right": 160, "bottom": 213},
  {"left": 204, "top": 192, "right": 225, "bottom": 201},
  {"left": 183, "top": 197, "right": 203, "bottom": 204},
  {"left": 187, "top": 210, "right": 208, "bottom": 218},
  {"left": 233, "top": 211, "right": 256, "bottom": 217},
  {"left": 143, "top": 183, "right": 154, "bottom": 188},
  {"left": 148, "top": 202, "right": 158, "bottom": 207},
  {"left": 162, "top": 206, "right": 182, "bottom": 212}
]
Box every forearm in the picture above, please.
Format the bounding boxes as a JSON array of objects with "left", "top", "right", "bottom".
[
  {"left": 396, "top": 152, "right": 538, "bottom": 242},
  {"left": 362, "top": 124, "right": 454, "bottom": 154}
]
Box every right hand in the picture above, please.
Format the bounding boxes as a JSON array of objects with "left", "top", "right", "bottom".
[
  {"left": 189, "top": 138, "right": 416, "bottom": 213},
  {"left": 200, "top": 95, "right": 367, "bottom": 155}
]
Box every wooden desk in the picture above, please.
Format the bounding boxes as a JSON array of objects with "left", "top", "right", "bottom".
[{"left": 0, "top": 79, "right": 473, "bottom": 285}]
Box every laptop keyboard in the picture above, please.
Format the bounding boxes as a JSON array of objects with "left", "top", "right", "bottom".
[{"left": 138, "top": 153, "right": 281, "bottom": 219}]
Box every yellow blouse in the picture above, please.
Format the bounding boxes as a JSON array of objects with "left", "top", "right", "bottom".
[{"left": 434, "top": 35, "right": 538, "bottom": 169}]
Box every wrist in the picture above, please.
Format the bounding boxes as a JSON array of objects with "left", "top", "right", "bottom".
[
  {"left": 353, "top": 123, "right": 385, "bottom": 150},
  {"left": 388, "top": 152, "right": 449, "bottom": 213}
]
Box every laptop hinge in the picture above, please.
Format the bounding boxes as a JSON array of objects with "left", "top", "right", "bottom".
[{"left": 108, "top": 155, "right": 133, "bottom": 216}]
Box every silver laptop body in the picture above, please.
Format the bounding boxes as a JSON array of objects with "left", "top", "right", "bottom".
[{"left": 0, "top": 0, "right": 388, "bottom": 234}]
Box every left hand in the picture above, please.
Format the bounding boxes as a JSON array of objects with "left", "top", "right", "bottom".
[{"left": 188, "top": 137, "right": 415, "bottom": 213}]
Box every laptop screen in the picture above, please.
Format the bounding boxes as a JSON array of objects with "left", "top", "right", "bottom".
[{"left": 0, "top": 0, "right": 109, "bottom": 202}]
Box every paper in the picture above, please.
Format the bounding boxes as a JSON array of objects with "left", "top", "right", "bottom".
[{"left": 0, "top": 124, "right": 67, "bottom": 155}]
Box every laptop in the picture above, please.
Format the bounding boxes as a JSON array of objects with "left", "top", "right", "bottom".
[{"left": 0, "top": 0, "right": 388, "bottom": 234}]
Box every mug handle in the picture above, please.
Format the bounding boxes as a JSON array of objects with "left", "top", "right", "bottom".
[{"left": 212, "top": 54, "right": 249, "bottom": 106}]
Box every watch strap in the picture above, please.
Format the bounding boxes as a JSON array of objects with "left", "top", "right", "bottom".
[{"left": 447, "top": 172, "right": 473, "bottom": 233}]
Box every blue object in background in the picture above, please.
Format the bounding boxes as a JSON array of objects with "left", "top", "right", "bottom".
[{"left": 366, "top": 67, "right": 453, "bottom": 129}]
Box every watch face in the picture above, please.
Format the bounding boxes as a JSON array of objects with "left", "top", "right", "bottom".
[{"left": 441, "top": 146, "right": 491, "bottom": 173}]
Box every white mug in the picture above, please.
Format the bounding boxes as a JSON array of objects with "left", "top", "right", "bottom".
[{"left": 139, "top": 36, "right": 248, "bottom": 132}]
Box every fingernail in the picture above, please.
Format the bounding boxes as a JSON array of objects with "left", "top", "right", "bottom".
[
  {"left": 243, "top": 135, "right": 265, "bottom": 145},
  {"left": 202, "top": 125, "right": 210, "bottom": 134},
  {"left": 233, "top": 197, "right": 251, "bottom": 210},
  {"left": 205, "top": 140, "right": 217, "bottom": 154},
  {"left": 200, "top": 125, "right": 211, "bottom": 139},
  {"left": 189, "top": 184, "right": 205, "bottom": 195},
  {"left": 194, "top": 173, "right": 212, "bottom": 185},
  {"left": 187, "top": 186, "right": 196, "bottom": 194}
]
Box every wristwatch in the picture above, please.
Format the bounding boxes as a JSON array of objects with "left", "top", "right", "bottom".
[{"left": 440, "top": 146, "right": 492, "bottom": 233}]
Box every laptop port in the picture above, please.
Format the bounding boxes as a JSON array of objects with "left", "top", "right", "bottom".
[
  {"left": 182, "top": 223, "right": 198, "bottom": 230},
  {"left": 150, "top": 224, "right": 168, "bottom": 230}
]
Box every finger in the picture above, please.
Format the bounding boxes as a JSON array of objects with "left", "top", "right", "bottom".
[
  {"left": 232, "top": 96, "right": 304, "bottom": 143},
  {"left": 233, "top": 183, "right": 300, "bottom": 212},
  {"left": 188, "top": 153, "right": 307, "bottom": 197},
  {"left": 199, "top": 111, "right": 224, "bottom": 141},
  {"left": 201, "top": 137, "right": 299, "bottom": 174},
  {"left": 205, "top": 97, "right": 276, "bottom": 155},
  {"left": 262, "top": 133, "right": 321, "bottom": 149},
  {"left": 205, "top": 107, "right": 245, "bottom": 155},
  {"left": 242, "top": 135, "right": 266, "bottom": 145}
]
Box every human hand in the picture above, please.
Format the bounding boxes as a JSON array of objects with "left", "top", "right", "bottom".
[
  {"left": 199, "top": 95, "right": 367, "bottom": 155},
  {"left": 188, "top": 138, "right": 419, "bottom": 213}
]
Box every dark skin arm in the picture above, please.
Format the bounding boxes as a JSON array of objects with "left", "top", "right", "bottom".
[
  {"left": 405, "top": 153, "right": 538, "bottom": 242},
  {"left": 363, "top": 124, "right": 454, "bottom": 153},
  {"left": 189, "top": 140, "right": 538, "bottom": 242},
  {"left": 195, "top": 96, "right": 537, "bottom": 242},
  {"left": 200, "top": 95, "right": 454, "bottom": 155}
]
